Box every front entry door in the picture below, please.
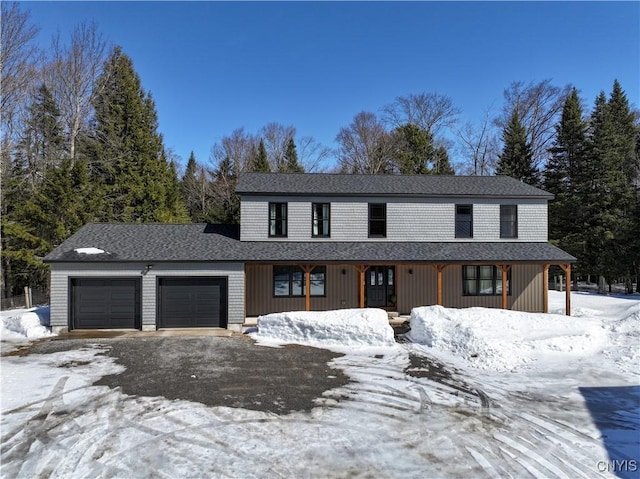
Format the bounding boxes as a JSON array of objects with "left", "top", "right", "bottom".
[{"left": 366, "top": 266, "right": 395, "bottom": 308}]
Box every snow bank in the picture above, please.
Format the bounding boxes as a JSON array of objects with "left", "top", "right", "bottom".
[
  {"left": 0, "top": 307, "right": 53, "bottom": 342},
  {"left": 74, "top": 247, "right": 105, "bottom": 254},
  {"left": 408, "top": 305, "right": 608, "bottom": 371},
  {"left": 254, "top": 308, "right": 395, "bottom": 348}
]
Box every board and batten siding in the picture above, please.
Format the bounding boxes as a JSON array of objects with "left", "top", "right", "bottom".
[
  {"left": 245, "top": 264, "right": 360, "bottom": 316},
  {"left": 240, "top": 196, "right": 548, "bottom": 242},
  {"left": 244, "top": 263, "right": 543, "bottom": 316},
  {"left": 49, "top": 262, "right": 245, "bottom": 333}
]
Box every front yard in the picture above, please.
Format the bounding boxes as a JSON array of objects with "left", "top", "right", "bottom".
[{"left": 1, "top": 292, "right": 638, "bottom": 478}]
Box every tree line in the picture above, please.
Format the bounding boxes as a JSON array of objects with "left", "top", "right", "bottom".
[{"left": 1, "top": 3, "right": 638, "bottom": 296}]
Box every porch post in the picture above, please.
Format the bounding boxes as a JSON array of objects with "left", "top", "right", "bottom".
[
  {"left": 558, "top": 263, "right": 571, "bottom": 316},
  {"left": 543, "top": 264, "right": 550, "bottom": 313},
  {"left": 431, "top": 264, "right": 446, "bottom": 306},
  {"left": 353, "top": 265, "right": 367, "bottom": 309},
  {"left": 498, "top": 265, "right": 511, "bottom": 310},
  {"left": 301, "top": 265, "right": 315, "bottom": 312}
]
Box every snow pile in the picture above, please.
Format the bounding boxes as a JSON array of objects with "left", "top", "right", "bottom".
[
  {"left": 408, "top": 305, "right": 608, "bottom": 371},
  {"left": 74, "top": 247, "right": 105, "bottom": 254},
  {"left": 254, "top": 308, "right": 395, "bottom": 348},
  {"left": 1, "top": 307, "right": 53, "bottom": 342}
]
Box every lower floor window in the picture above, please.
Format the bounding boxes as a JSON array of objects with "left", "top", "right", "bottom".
[
  {"left": 463, "top": 265, "right": 511, "bottom": 296},
  {"left": 273, "top": 266, "right": 326, "bottom": 297}
]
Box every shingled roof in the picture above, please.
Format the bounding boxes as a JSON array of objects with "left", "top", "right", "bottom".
[
  {"left": 235, "top": 173, "right": 554, "bottom": 199},
  {"left": 44, "top": 223, "right": 575, "bottom": 263}
]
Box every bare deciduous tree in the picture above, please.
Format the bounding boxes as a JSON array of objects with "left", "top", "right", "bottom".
[
  {"left": 456, "top": 109, "right": 500, "bottom": 176},
  {"left": 336, "top": 111, "right": 391, "bottom": 174},
  {"left": 382, "top": 92, "right": 460, "bottom": 137},
  {"left": 261, "top": 122, "right": 295, "bottom": 171},
  {"left": 495, "top": 79, "right": 572, "bottom": 169},
  {"left": 47, "top": 21, "right": 107, "bottom": 163},
  {"left": 1, "top": 2, "right": 40, "bottom": 152},
  {"left": 210, "top": 127, "right": 259, "bottom": 175},
  {"left": 296, "top": 135, "right": 331, "bottom": 172}
]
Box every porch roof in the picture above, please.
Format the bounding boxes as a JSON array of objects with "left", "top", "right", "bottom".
[{"left": 44, "top": 223, "right": 575, "bottom": 264}]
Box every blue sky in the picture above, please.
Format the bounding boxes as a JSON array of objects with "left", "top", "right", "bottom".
[{"left": 23, "top": 1, "right": 640, "bottom": 170}]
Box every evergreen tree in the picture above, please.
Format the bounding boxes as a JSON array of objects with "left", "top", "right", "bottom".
[
  {"left": 181, "top": 151, "right": 200, "bottom": 221},
  {"left": 390, "top": 123, "right": 433, "bottom": 174},
  {"left": 544, "top": 88, "right": 588, "bottom": 279},
  {"left": 580, "top": 82, "right": 637, "bottom": 289},
  {"left": 433, "top": 145, "right": 455, "bottom": 175},
  {"left": 88, "top": 46, "right": 188, "bottom": 222},
  {"left": 282, "top": 138, "right": 304, "bottom": 173},
  {"left": 15, "top": 83, "right": 64, "bottom": 187},
  {"left": 208, "top": 156, "right": 239, "bottom": 224},
  {"left": 251, "top": 139, "right": 271, "bottom": 172},
  {"left": 496, "top": 109, "right": 538, "bottom": 185}
]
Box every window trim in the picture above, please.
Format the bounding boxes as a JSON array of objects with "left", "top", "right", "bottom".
[
  {"left": 272, "top": 265, "right": 327, "bottom": 298},
  {"left": 368, "top": 203, "right": 387, "bottom": 238},
  {"left": 268, "top": 202, "right": 288, "bottom": 238},
  {"left": 462, "top": 265, "right": 511, "bottom": 296},
  {"left": 455, "top": 204, "right": 473, "bottom": 239},
  {"left": 500, "top": 204, "right": 518, "bottom": 239},
  {"left": 312, "top": 203, "right": 331, "bottom": 238}
]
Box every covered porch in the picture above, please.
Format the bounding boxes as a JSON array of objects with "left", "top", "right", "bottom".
[{"left": 244, "top": 261, "right": 573, "bottom": 317}]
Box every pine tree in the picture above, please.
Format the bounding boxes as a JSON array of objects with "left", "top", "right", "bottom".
[
  {"left": 580, "top": 82, "right": 638, "bottom": 290},
  {"left": 544, "top": 88, "right": 588, "bottom": 279},
  {"left": 88, "top": 46, "right": 188, "bottom": 222},
  {"left": 15, "top": 83, "right": 64, "bottom": 187},
  {"left": 282, "top": 138, "right": 304, "bottom": 173},
  {"left": 251, "top": 139, "right": 271, "bottom": 172},
  {"left": 390, "top": 124, "right": 433, "bottom": 174},
  {"left": 433, "top": 145, "right": 455, "bottom": 175},
  {"left": 496, "top": 109, "right": 538, "bottom": 185}
]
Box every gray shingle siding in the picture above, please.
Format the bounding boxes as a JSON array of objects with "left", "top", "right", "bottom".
[
  {"left": 240, "top": 196, "right": 548, "bottom": 242},
  {"left": 49, "top": 262, "right": 245, "bottom": 332}
]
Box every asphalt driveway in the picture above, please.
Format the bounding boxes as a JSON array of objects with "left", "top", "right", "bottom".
[{"left": 20, "top": 334, "right": 351, "bottom": 415}]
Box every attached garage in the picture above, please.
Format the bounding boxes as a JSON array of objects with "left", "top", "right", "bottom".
[
  {"left": 157, "top": 277, "right": 228, "bottom": 328},
  {"left": 71, "top": 278, "right": 141, "bottom": 330}
]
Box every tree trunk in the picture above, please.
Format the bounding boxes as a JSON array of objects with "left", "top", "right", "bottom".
[{"left": 598, "top": 275, "right": 606, "bottom": 294}]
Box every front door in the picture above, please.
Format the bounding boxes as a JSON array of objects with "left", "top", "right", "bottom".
[{"left": 366, "top": 266, "right": 395, "bottom": 308}]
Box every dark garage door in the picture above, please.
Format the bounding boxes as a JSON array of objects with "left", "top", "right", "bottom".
[
  {"left": 71, "top": 278, "right": 141, "bottom": 330},
  {"left": 158, "top": 277, "right": 228, "bottom": 328}
]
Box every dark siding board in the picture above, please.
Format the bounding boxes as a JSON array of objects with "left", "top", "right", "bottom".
[
  {"left": 71, "top": 278, "right": 141, "bottom": 329},
  {"left": 158, "top": 277, "right": 228, "bottom": 328}
]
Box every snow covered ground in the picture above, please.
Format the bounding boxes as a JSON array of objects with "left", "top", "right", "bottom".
[
  {"left": 1, "top": 292, "right": 638, "bottom": 478},
  {"left": 0, "top": 306, "right": 53, "bottom": 354}
]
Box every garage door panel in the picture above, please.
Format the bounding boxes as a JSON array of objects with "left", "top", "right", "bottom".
[
  {"left": 158, "top": 277, "right": 227, "bottom": 328},
  {"left": 71, "top": 278, "right": 140, "bottom": 330}
]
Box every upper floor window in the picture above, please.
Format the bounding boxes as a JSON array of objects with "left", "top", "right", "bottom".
[
  {"left": 269, "top": 202, "right": 287, "bottom": 237},
  {"left": 273, "top": 266, "right": 326, "bottom": 297},
  {"left": 500, "top": 205, "right": 518, "bottom": 238},
  {"left": 312, "top": 203, "right": 330, "bottom": 237},
  {"left": 368, "top": 203, "right": 387, "bottom": 238},
  {"left": 455, "top": 205, "right": 473, "bottom": 238},
  {"left": 462, "top": 265, "right": 511, "bottom": 296}
]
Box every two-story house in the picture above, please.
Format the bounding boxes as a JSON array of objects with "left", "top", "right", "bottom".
[{"left": 44, "top": 173, "right": 575, "bottom": 334}]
